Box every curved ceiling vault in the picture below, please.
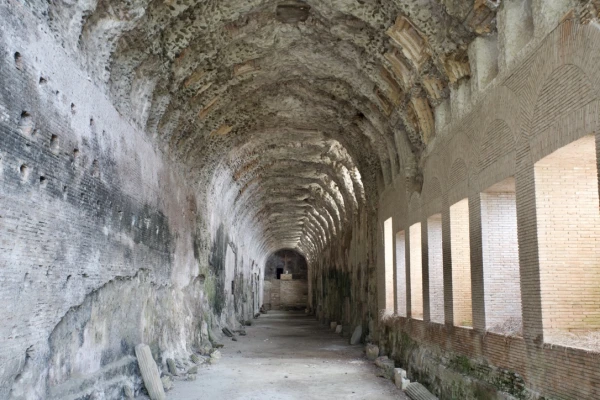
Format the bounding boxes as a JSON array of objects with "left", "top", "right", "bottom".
[{"left": 41, "top": 0, "right": 498, "bottom": 261}]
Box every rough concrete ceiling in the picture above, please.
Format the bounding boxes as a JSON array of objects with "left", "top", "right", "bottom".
[{"left": 36, "top": 0, "right": 497, "bottom": 260}]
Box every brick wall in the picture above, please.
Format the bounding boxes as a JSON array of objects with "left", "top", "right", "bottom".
[
  {"left": 481, "top": 180, "right": 522, "bottom": 331},
  {"left": 384, "top": 217, "right": 394, "bottom": 311},
  {"left": 374, "top": 17, "right": 600, "bottom": 400},
  {"left": 450, "top": 198, "right": 472, "bottom": 327},
  {"left": 280, "top": 280, "right": 309, "bottom": 308},
  {"left": 535, "top": 134, "right": 600, "bottom": 334},
  {"left": 409, "top": 222, "right": 423, "bottom": 319},
  {"left": 395, "top": 231, "right": 407, "bottom": 316},
  {"left": 427, "top": 214, "right": 444, "bottom": 324}
]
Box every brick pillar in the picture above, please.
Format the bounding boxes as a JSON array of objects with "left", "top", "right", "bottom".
[
  {"left": 515, "top": 144, "right": 543, "bottom": 343},
  {"left": 442, "top": 202, "right": 453, "bottom": 325},
  {"left": 422, "top": 217, "right": 431, "bottom": 322},
  {"left": 469, "top": 192, "right": 486, "bottom": 332}
]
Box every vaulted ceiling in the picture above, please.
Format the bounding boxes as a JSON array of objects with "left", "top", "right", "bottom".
[{"left": 40, "top": 0, "right": 498, "bottom": 259}]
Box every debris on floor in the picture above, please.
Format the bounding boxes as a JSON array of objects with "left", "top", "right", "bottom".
[
  {"left": 404, "top": 382, "right": 438, "bottom": 400},
  {"left": 366, "top": 344, "right": 379, "bottom": 360},
  {"left": 350, "top": 325, "right": 362, "bottom": 344},
  {"left": 374, "top": 356, "right": 395, "bottom": 379}
]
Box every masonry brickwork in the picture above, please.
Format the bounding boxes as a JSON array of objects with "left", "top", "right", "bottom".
[{"left": 376, "top": 16, "right": 600, "bottom": 400}]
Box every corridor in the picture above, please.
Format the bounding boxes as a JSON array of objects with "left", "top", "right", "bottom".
[
  {"left": 170, "top": 312, "right": 404, "bottom": 400},
  {"left": 3, "top": 0, "right": 600, "bottom": 398}
]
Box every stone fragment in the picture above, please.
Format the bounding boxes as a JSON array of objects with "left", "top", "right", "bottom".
[
  {"left": 201, "top": 321, "right": 209, "bottom": 340},
  {"left": 166, "top": 358, "right": 177, "bottom": 376},
  {"left": 188, "top": 366, "right": 198, "bottom": 374},
  {"left": 232, "top": 337, "right": 238, "bottom": 341},
  {"left": 254, "top": 313, "right": 261, "bottom": 318},
  {"left": 161, "top": 375, "right": 173, "bottom": 392},
  {"left": 209, "top": 349, "right": 222, "bottom": 364},
  {"left": 123, "top": 386, "right": 134, "bottom": 399},
  {"left": 350, "top": 325, "right": 362, "bottom": 345},
  {"left": 374, "top": 356, "right": 395, "bottom": 380},
  {"left": 335, "top": 324, "right": 342, "bottom": 334},
  {"left": 190, "top": 354, "right": 200, "bottom": 364},
  {"left": 330, "top": 321, "right": 337, "bottom": 330},
  {"left": 222, "top": 327, "right": 234, "bottom": 337},
  {"left": 135, "top": 344, "right": 166, "bottom": 400},
  {"left": 394, "top": 368, "right": 410, "bottom": 390},
  {"left": 244, "top": 320, "right": 252, "bottom": 326},
  {"left": 186, "top": 374, "right": 197, "bottom": 381},
  {"left": 365, "top": 344, "right": 379, "bottom": 360},
  {"left": 404, "top": 382, "right": 438, "bottom": 399}
]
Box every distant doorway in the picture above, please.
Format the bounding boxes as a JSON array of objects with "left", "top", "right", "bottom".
[{"left": 276, "top": 268, "right": 284, "bottom": 280}]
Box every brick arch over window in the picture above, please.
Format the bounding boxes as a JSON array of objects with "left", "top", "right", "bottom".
[
  {"left": 477, "top": 119, "right": 514, "bottom": 172},
  {"left": 531, "top": 64, "right": 597, "bottom": 158},
  {"left": 408, "top": 191, "right": 421, "bottom": 219},
  {"left": 448, "top": 159, "right": 468, "bottom": 187},
  {"left": 421, "top": 176, "right": 442, "bottom": 204}
]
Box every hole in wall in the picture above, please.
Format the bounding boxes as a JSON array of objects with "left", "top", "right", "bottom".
[
  {"left": 90, "top": 118, "right": 94, "bottom": 126},
  {"left": 19, "top": 111, "right": 34, "bottom": 136},
  {"left": 91, "top": 159, "right": 99, "bottom": 177},
  {"left": 14, "top": 52, "right": 22, "bottom": 70},
  {"left": 19, "top": 164, "right": 29, "bottom": 180},
  {"left": 70, "top": 103, "right": 76, "bottom": 115},
  {"left": 63, "top": 185, "right": 68, "bottom": 193},
  {"left": 39, "top": 176, "right": 47, "bottom": 187},
  {"left": 39, "top": 76, "right": 47, "bottom": 85},
  {"left": 50, "top": 134, "right": 59, "bottom": 152}
]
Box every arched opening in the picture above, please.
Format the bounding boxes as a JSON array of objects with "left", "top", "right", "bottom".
[{"left": 263, "top": 249, "right": 308, "bottom": 311}]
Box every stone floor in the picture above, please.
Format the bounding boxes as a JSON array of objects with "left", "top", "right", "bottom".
[{"left": 169, "top": 311, "right": 406, "bottom": 399}]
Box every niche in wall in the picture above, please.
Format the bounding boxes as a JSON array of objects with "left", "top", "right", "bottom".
[
  {"left": 535, "top": 134, "right": 600, "bottom": 348},
  {"left": 427, "top": 214, "right": 444, "bottom": 324},
  {"left": 481, "top": 177, "right": 522, "bottom": 335},
  {"left": 410, "top": 222, "right": 423, "bottom": 320},
  {"left": 450, "top": 198, "right": 472, "bottom": 327}
]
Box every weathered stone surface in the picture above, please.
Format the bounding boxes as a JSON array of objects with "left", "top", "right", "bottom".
[
  {"left": 350, "top": 326, "right": 363, "bottom": 345},
  {"left": 135, "top": 344, "right": 166, "bottom": 400},
  {"left": 335, "top": 325, "right": 343, "bottom": 334}
]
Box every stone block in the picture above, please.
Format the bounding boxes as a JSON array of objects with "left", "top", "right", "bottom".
[
  {"left": 134, "top": 344, "right": 166, "bottom": 400},
  {"left": 404, "top": 382, "right": 438, "bottom": 399},
  {"left": 335, "top": 324, "right": 343, "bottom": 334},
  {"left": 161, "top": 375, "right": 173, "bottom": 392},
  {"left": 330, "top": 321, "right": 338, "bottom": 330},
  {"left": 374, "top": 356, "right": 395, "bottom": 380},
  {"left": 366, "top": 344, "right": 379, "bottom": 360},
  {"left": 350, "top": 325, "right": 362, "bottom": 345},
  {"left": 166, "top": 358, "right": 177, "bottom": 376},
  {"left": 394, "top": 368, "right": 410, "bottom": 389}
]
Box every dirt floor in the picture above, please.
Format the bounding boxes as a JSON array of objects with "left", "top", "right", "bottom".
[{"left": 169, "top": 311, "right": 406, "bottom": 399}]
